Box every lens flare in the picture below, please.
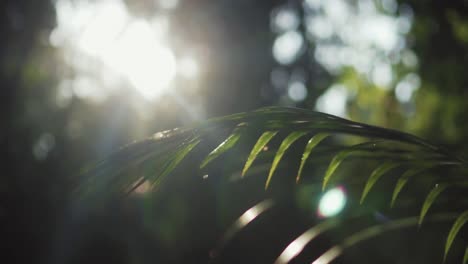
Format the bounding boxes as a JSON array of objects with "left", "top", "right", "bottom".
[
  {"left": 317, "top": 186, "right": 346, "bottom": 218},
  {"left": 51, "top": 0, "right": 180, "bottom": 101}
]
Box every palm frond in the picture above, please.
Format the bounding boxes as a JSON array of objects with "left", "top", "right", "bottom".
[
  {"left": 360, "top": 161, "right": 400, "bottom": 204},
  {"left": 296, "top": 133, "right": 329, "bottom": 183},
  {"left": 74, "top": 106, "right": 468, "bottom": 261},
  {"left": 446, "top": 211, "right": 468, "bottom": 261},
  {"left": 463, "top": 246, "right": 468, "bottom": 264},
  {"left": 242, "top": 131, "right": 278, "bottom": 177},
  {"left": 266, "top": 131, "right": 308, "bottom": 189},
  {"left": 311, "top": 213, "right": 459, "bottom": 264}
]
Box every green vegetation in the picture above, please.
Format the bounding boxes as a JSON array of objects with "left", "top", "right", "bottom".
[{"left": 76, "top": 107, "right": 468, "bottom": 263}]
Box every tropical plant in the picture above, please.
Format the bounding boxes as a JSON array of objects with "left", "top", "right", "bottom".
[{"left": 72, "top": 107, "right": 468, "bottom": 264}]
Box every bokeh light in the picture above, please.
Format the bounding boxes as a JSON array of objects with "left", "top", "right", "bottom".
[
  {"left": 273, "top": 31, "right": 304, "bottom": 65},
  {"left": 395, "top": 73, "right": 420, "bottom": 103},
  {"left": 178, "top": 56, "right": 199, "bottom": 79},
  {"left": 271, "top": 7, "right": 300, "bottom": 32},
  {"left": 50, "top": 0, "right": 190, "bottom": 102},
  {"left": 316, "top": 84, "right": 348, "bottom": 117},
  {"left": 158, "top": 0, "right": 179, "bottom": 10},
  {"left": 271, "top": 0, "right": 421, "bottom": 114},
  {"left": 304, "top": 0, "right": 408, "bottom": 77},
  {"left": 317, "top": 186, "right": 347, "bottom": 218},
  {"left": 32, "top": 133, "right": 56, "bottom": 161},
  {"left": 287, "top": 81, "right": 308, "bottom": 102}
]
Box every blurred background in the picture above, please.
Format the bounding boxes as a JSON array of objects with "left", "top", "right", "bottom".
[{"left": 2, "top": 0, "right": 468, "bottom": 263}]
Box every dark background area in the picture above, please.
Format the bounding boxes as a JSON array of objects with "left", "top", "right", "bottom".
[{"left": 2, "top": 0, "right": 468, "bottom": 263}]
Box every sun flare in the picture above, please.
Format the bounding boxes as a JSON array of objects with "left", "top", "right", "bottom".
[{"left": 51, "top": 0, "right": 186, "bottom": 101}]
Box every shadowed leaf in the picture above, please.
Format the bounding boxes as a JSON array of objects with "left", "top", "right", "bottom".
[
  {"left": 212, "top": 199, "right": 275, "bottom": 257},
  {"left": 463, "top": 246, "right": 468, "bottom": 264},
  {"left": 312, "top": 214, "right": 458, "bottom": 264},
  {"left": 265, "top": 131, "right": 308, "bottom": 189},
  {"left": 445, "top": 211, "right": 468, "bottom": 261},
  {"left": 360, "top": 161, "right": 400, "bottom": 204},
  {"left": 200, "top": 128, "right": 244, "bottom": 169},
  {"left": 275, "top": 218, "right": 339, "bottom": 264},
  {"left": 152, "top": 138, "right": 201, "bottom": 187},
  {"left": 208, "top": 107, "right": 447, "bottom": 155},
  {"left": 75, "top": 107, "right": 464, "bottom": 216},
  {"left": 419, "top": 183, "right": 449, "bottom": 226},
  {"left": 391, "top": 167, "right": 427, "bottom": 208},
  {"left": 322, "top": 141, "right": 379, "bottom": 190},
  {"left": 296, "top": 133, "right": 329, "bottom": 183},
  {"left": 322, "top": 150, "right": 353, "bottom": 191},
  {"left": 242, "top": 131, "right": 278, "bottom": 177}
]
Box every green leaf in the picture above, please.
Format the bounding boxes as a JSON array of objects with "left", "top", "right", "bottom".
[
  {"left": 313, "top": 213, "right": 458, "bottom": 264},
  {"left": 390, "top": 167, "right": 427, "bottom": 208},
  {"left": 463, "top": 246, "right": 468, "bottom": 264},
  {"left": 360, "top": 162, "right": 400, "bottom": 204},
  {"left": 323, "top": 150, "right": 352, "bottom": 191},
  {"left": 153, "top": 138, "right": 201, "bottom": 187},
  {"left": 445, "top": 211, "right": 468, "bottom": 261},
  {"left": 75, "top": 107, "right": 464, "bottom": 208},
  {"left": 322, "top": 142, "right": 378, "bottom": 191},
  {"left": 200, "top": 128, "right": 244, "bottom": 169},
  {"left": 419, "top": 183, "right": 449, "bottom": 226},
  {"left": 296, "top": 133, "right": 329, "bottom": 183},
  {"left": 314, "top": 217, "right": 419, "bottom": 264},
  {"left": 265, "top": 131, "right": 308, "bottom": 189},
  {"left": 242, "top": 131, "right": 278, "bottom": 177}
]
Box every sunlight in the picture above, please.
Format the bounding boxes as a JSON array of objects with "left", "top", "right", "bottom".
[
  {"left": 371, "top": 61, "right": 393, "bottom": 89},
  {"left": 271, "top": 7, "right": 299, "bottom": 32},
  {"left": 302, "top": 0, "right": 414, "bottom": 87},
  {"left": 178, "top": 56, "right": 199, "bottom": 79},
  {"left": 288, "top": 81, "right": 308, "bottom": 102},
  {"left": 33, "top": 133, "right": 56, "bottom": 161},
  {"left": 220, "top": 200, "right": 274, "bottom": 247},
  {"left": 316, "top": 84, "right": 348, "bottom": 117},
  {"left": 317, "top": 186, "right": 346, "bottom": 218},
  {"left": 158, "top": 0, "right": 179, "bottom": 10},
  {"left": 276, "top": 240, "right": 304, "bottom": 263},
  {"left": 51, "top": 0, "right": 181, "bottom": 101},
  {"left": 273, "top": 31, "right": 304, "bottom": 65},
  {"left": 395, "top": 73, "right": 420, "bottom": 103},
  {"left": 133, "top": 180, "right": 152, "bottom": 194},
  {"left": 275, "top": 220, "right": 340, "bottom": 264},
  {"left": 311, "top": 247, "right": 343, "bottom": 264},
  {"left": 236, "top": 200, "right": 274, "bottom": 227},
  {"left": 105, "top": 20, "right": 176, "bottom": 99}
]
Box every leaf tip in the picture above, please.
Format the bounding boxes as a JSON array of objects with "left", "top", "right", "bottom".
[
  {"left": 240, "top": 169, "right": 247, "bottom": 178},
  {"left": 417, "top": 219, "right": 423, "bottom": 229},
  {"left": 442, "top": 253, "right": 448, "bottom": 264},
  {"left": 264, "top": 180, "right": 270, "bottom": 190},
  {"left": 417, "top": 213, "right": 425, "bottom": 228},
  {"left": 199, "top": 157, "right": 211, "bottom": 169},
  {"left": 390, "top": 190, "right": 399, "bottom": 208},
  {"left": 359, "top": 195, "right": 365, "bottom": 205}
]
